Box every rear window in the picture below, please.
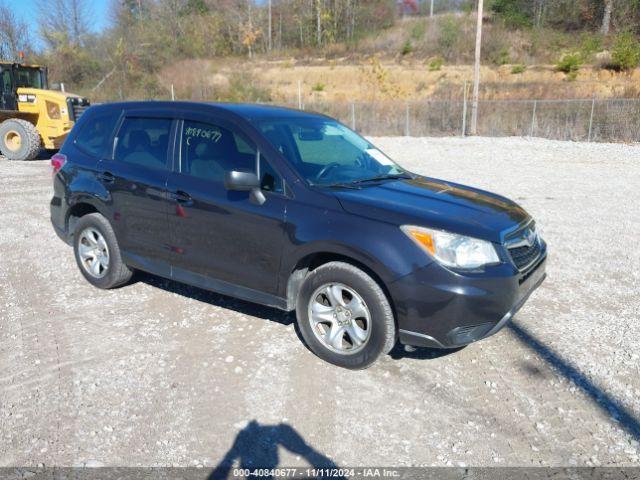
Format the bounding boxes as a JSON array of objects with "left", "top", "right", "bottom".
[
  {"left": 114, "top": 117, "right": 172, "bottom": 170},
  {"left": 74, "top": 110, "right": 121, "bottom": 158}
]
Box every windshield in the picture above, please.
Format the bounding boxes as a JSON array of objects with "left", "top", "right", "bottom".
[
  {"left": 253, "top": 117, "right": 408, "bottom": 186},
  {"left": 14, "top": 67, "right": 44, "bottom": 89}
]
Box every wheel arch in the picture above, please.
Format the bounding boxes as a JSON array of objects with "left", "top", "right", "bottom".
[
  {"left": 66, "top": 197, "right": 110, "bottom": 240},
  {"left": 284, "top": 248, "right": 397, "bottom": 324}
]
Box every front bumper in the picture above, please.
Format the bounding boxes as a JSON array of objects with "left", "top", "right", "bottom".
[{"left": 390, "top": 249, "right": 547, "bottom": 349}]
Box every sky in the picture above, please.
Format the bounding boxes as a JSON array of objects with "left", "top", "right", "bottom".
[{"left": 11, "top": 0, "right": 112, "bottom": 48}]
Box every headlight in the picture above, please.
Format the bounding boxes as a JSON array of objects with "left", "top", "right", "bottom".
[
  {"left": 400, "top": 225, "right": 500, "bottom": 269},
  {"left": 18, "top": 94, "right": 36, "bottom": 103}
]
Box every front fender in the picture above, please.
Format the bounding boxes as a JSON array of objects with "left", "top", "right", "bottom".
[{"left": 278, "top": 199, "right": 434, "bottom": 298}]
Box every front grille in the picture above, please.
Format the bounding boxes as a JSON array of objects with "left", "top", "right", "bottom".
[
  {"left": 66, "top": 97, "right": 90, "bottom": 122},
  {"left": 505, "top": 221, "right": 543, "bottom": 272},
  {"left": 509, "top": 240, "right": 542, "bottom": 271},
  {"left": 71, "top": 103, "right": 89, "bottom": 120}
]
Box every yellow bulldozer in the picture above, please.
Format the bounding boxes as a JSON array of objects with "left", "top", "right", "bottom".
[{"left": 0, "top": 61, "right": 89, "bottom": 160}]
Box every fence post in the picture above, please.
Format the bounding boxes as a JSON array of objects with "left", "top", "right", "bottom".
[
  {"left": 351, "top": 102, "right": 356, "bottom": 130},
  {"left": 170, "top": 84, "right": 175, "bottom": 101},
  {"left": 462, "top": 80, "right": 468, "bottom": 137},
  {"left": 588, "top": 97, "right": 596, "bottom": 142},
  {"left": 405, "top": 103, "right": 410, "bottom": 136},
  {"left": 530, "top": 100, "right": 537, "bottom": 137},
  {"left": 297, "top": 80, "right": 302, "bottom": 109}
]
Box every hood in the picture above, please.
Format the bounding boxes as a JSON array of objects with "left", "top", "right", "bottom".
[
  {"left": 332, "top": 176, "right": 529, "bottom": 243},
  {"left": 17, "top": 87, "right": 82, "bottom": 101}
]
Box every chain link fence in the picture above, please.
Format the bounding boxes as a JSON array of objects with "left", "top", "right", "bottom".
[{"left": 281, "top": 98, "right": 640, "bottom": 142}]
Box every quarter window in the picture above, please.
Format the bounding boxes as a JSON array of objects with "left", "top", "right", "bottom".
[
  {"left": 114, "top": 117, "right": 172, "bottom": 169},
  {"left": 180, "top": 120, "right": 256, "bottom": 182},
  {"left": 259, "top": 154, "right": 283, "bottom": 193}
]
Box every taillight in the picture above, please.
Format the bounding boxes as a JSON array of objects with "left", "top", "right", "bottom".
[{"left": 51, "top": 153, "right": 67, "bottom": 176}]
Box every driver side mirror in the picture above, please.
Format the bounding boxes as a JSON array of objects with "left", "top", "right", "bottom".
[{"left": 224, "top": 170, "right": 265, "bottom": 205}]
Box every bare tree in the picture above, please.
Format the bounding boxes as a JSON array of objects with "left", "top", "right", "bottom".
[
  {"left": 533, "top": 0, "right": 545, "bottom": 28},
  {"left": 601, "top": 0, "right": 613, "bottom": 35},
  {"left": 0, "top": 2, "right": 32, "bottom": 60},
  {"left": 316, "top": 0, "right": 322, "bottom": 46},
  {"left": 38, "top": 0, "right": 94, "bottom": 48}
]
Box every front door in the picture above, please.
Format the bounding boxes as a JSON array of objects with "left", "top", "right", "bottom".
[
  {"left": 0, "top": 67, "right": 16, "bottom": 111},
  {"left": 166, "top": 116, "right": 287, "bottom": 296},
  {"left": 97, "top": 115, "right": 175, "bottom": 272}
]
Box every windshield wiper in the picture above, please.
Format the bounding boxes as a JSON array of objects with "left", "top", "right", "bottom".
[
  {"left": 350, "top": 173, "right": 415, "bottom": 185},
  {"left": 310, "top": 181, "right": 362, "bottom": 190},
  {"left": 311, "top": 173, "right": 414, "bottom": 189}
]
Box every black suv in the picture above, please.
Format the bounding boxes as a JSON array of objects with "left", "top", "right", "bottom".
[{"left": 51, "top": 102, "right": 546, "bottom": 369}]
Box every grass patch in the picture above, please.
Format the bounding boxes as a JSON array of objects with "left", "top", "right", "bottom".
[
  {"left": 410, "top": 21, "right": 426, "bottom": 41},
  {"left": 401, "top": 40, "right": 413, "bottom": 56},
  {"left": 556, "top": 53, "right": 582, "bottom": 81},
  {"left": 607, "top": 32, "right": 640, "bottom": 71},
  {"left": 428, "top": 56, "right": 444, "bottom": 71},
  {"left": 311, "top": 82, "right": 326, "bottom": 92}
]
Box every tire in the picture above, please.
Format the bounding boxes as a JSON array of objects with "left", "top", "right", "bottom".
[
  {"left": 0, "top": 119, "right": 41, "bottom": 161},
  {"left": 296, "top": 261, "right": 396, "bottom": 369},
  {"left": 72, "top": 213, "right": 133, "bottom": 289}
]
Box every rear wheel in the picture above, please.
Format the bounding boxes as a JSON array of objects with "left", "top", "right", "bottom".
[
  {"left": 0, "top": 119, "right": 41, "bottom": 161},
  {"left": 73, "top": 213, "right": 133, "bottom": 289},
  {"left": 296, "top": 261, "right": 396, "bottom": 369}
]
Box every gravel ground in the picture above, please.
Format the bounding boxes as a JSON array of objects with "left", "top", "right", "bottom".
[{"left": 0, "top": 136, "right": 639, "bottom": 470}]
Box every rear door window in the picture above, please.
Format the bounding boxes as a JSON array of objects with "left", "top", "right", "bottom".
[
  {"left": 74, "top": 110, "right": 121, "bottom": 158},
  {"left": 114, "top": 117, "right": 172, "bottom": 170}
]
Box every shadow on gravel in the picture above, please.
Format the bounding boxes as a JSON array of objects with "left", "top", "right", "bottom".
[
  {"left": 137, "top": 272, "right": 294, "bottom": 326},
  {"left": 209, "top": 420, "right": 345, "bottom": 480},
  {"left": 509, "top": 322, "right": 640, "bottom": 441},
  {"left": 138, "top": 272, "right": 469, "bottom": 364},
  {"left": 387, "top": 344, "right": 464, "bottom": 361}
]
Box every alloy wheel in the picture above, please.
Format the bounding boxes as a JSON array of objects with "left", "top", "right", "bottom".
[
  {"left": 307, "top": 283, "right": 372, "bottom": 354},
  {"left": 78, "top": 228, "right": 110, "bottom": 278}
]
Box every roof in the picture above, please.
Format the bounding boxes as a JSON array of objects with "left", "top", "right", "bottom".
[
  {"left": 0, "top": 62, "right": 43, "bottom": 68},
  {"left": 209, "top": 103, "right": 327, "bottom": 120},
  {"left": 89, "top": 101, "right": 328, "bottom": 122}
]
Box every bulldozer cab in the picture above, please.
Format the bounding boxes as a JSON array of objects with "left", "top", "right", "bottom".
[{"left": 0, "top": 63, "right": 48, "bottom": 111}]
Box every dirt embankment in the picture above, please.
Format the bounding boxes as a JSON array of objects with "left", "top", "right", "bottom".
[{"left": 158, "top": 57, "right": 640, "bottom": 103}]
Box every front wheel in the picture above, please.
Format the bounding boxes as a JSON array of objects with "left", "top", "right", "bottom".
[
  {"left": 0, "top": 119, "right": 41, "bottom": 160},
  {"left": 296, "top": 261, "right": 396, "bottom": 369}
]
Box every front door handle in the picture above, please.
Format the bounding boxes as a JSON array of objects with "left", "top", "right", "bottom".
[
  {"left": 98, "top": 171, "right": 115, "bottom": 184},
  {"left": 169, "top": 190, "right": 193, "bottom": 206}
]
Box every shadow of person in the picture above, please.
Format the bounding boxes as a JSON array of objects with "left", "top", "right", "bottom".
[{"left": 209, "top": 420, "right": 345, "bottom": 480}]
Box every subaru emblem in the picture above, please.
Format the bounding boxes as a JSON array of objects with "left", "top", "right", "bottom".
[{"left": 524, "top": 228, "right": 535, "bottom": 246}]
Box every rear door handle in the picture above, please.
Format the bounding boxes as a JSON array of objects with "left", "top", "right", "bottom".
[
  {"left": 169, "top": 190, "right": 193, "bottom": 206},
  {"left": 98, "top": 171, "right": 115, "bottom": 184}
]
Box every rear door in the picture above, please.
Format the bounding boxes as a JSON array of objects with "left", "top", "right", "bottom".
[
  {"left": 165, "top": 114, "right": 288, "bottom": 295},
  {"left": 97, "top": 114, "right": 175, "bottom": 271}
]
